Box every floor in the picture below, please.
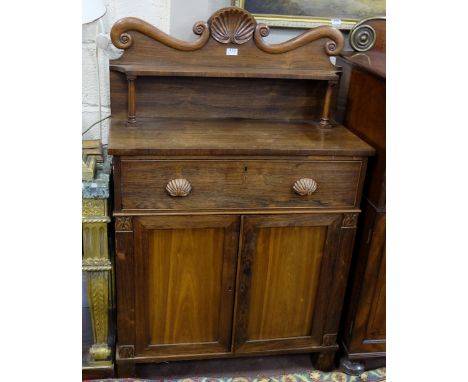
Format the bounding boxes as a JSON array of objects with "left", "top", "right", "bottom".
[{"left": 137, "top": 354, "right": 317, "bottom": 379}]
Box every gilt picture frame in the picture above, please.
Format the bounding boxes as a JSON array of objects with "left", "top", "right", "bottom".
[{"left": 231, "top": 0, "right": 386, "bottom": 30}]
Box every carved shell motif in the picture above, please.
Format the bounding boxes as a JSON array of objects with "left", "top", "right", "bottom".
[
  {"left": 293, "top": 178, "right": 318, "bottom": 196},
  {"left": 166, "top": 178, "right": 191, "bottom": 197},
  {"left": 209, "top": 7, "right": 256, "bottom": 45}
]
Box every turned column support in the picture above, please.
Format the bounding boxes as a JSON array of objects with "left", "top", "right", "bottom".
[
  {"left": 127, "top": 75, "right": 137, "bottom": 124},
  {"left": 320, "top": 80, "right": 338, "bottom": 128}
]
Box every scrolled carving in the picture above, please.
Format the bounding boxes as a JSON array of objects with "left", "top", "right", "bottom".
[
  {"left": 209, "top": 7, "right": 256, "bottom": 44},
  {"left": 111, "top": 17, "right": 210, "bottom": 51},
  {"left": 193, "top": 21, "right": 208, "bottom": 36},
  {"left": 254, "top": 24, "right": 344, "bottom": 55},
  {"left": 325, "top": 40, "right": 338, "bottom": 53},
  {"left": 257, "top": 24, "right": 270, "bottom": 38},
  {"left": 293, "top": 178, "right": 318, "bottom": 196},
  {"left": 166, "top": 179, "right": 192, "bottom": 197},
  {"left": 349, "top": 24, "right": 376, "bottom": 52},
  {"left": 115, "top": 216, "right": 133, "bottom": 231},
  {"left": 118, "top": 32, "right": 132, "bottom": 48},
  {"left": 110, "top": 8, "right": 345, "bottom": 57}
]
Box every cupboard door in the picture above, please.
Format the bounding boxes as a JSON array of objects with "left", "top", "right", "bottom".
[
  {"left": 234, "top": 214, "right": 342, "bottom": 354},
  {"left": 134, "top": 215, "right": 240, "bottom": 358}
]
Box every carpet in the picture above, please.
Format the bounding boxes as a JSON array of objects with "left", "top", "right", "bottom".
[{"left": 86, "top": 367, "right": 386, "bottom": 382}]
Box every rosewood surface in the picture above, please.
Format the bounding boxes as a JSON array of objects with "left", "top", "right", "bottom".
[
  {"left": 108, "top": 6, "right": 374, "bottom": 377},
  {"left": 108, "top": 119, "right": 373, "bottom": 157},
  {"left": 119, "top": 159, "right": 365, "bottom": 211}
]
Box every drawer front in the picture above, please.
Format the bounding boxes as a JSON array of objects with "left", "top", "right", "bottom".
[{"left": 120, "top": 160, "right": 363, "bottom": 211}]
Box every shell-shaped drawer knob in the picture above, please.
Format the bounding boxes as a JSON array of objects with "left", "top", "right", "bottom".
[
  {"left": 166, "top": 178, "right": 191, "bottom": 197},
  {"left": 293, "top": 178, "right": 318, "bottom": 196}
]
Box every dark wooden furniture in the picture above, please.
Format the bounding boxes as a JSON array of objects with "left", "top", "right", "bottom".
[
  {"left": 336, "top": 17, "right": 386, "bottom": 374},
  {"left": 108, "top": 7, "right": 374, "bottom": 377}
]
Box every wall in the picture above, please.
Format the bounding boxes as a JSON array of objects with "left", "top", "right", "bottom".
[
  {"left": 82, "top": 0, "right": 171, "bottom": 144},
  {"left": 82, "top": 0, "right": 170, "bottom": 307}
]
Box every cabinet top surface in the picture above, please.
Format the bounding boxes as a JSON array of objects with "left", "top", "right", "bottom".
[
  {"left": 110, "top": 63, "right": 339, "bottom": 81},
  {"left": 108, "top": 118, "right": 374, "bottom": 157}
]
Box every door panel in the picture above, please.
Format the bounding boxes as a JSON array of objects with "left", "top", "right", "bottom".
[
  {"left": 147, "top": 227, "right": 224, "bottom": 345},
  {"left": 247, "top": 226, "right": 326, "bottom": 340},
  {"left": 134, "top": 215, "right": 239, "bottom": 357},
  {"left": 234, "top": 214, "right": 342, "bottom": 354}
]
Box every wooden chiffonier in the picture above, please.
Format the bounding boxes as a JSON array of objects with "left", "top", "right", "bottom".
[
  {"left": 107, "top": 7, "right": 374, "bottom": 376},
  {"left": 336, "top": 18, "right": 386, "bottom": 374}
]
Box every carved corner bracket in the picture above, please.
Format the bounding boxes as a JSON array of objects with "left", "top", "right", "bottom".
[
  {"left": 117, "top": 345, "right": 135, "bottom": 359},
  {"left": 115, "top": 216, "right": 133, "bottom": 232},
  {"left": 342, "top": 213, "right": 359, "bottom": 228}
]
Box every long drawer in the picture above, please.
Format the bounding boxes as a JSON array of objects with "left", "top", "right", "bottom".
[{"left": 119, "top": 159, "right": 364, "bottom": 211}]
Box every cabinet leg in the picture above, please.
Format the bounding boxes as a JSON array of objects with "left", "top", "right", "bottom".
[
  {"left": 339, "top": 356, "right": 365, "bottom": 375},
  {"left": 117, "top": 362, "right": 136, "bottom": 377},
  {"left": 314, "top": 351, "right": 336, "bottom": 371}
]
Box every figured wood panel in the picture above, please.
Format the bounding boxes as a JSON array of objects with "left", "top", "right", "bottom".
[
  {"left": 246, "top": 225, "right": 327, "bottom": 340},
  {"left": 110, "top": 73, "right": 327, "bottom": 122},
  {"left": 134, "top": 215, "right": 239, "bottom": 357},
  {"left": 120, "top": 159, "right": 364, "bottom": 211},
  {"left": 147, "top": 227, "right": 224, "bottom": 344},
  {"left": 234, "top": 214, "right": 343, "bottom": 354}
]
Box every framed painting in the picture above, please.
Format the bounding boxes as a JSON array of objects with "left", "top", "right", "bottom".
[{"left": 231, "top": 0, "right": 386, "bottom": 30}]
